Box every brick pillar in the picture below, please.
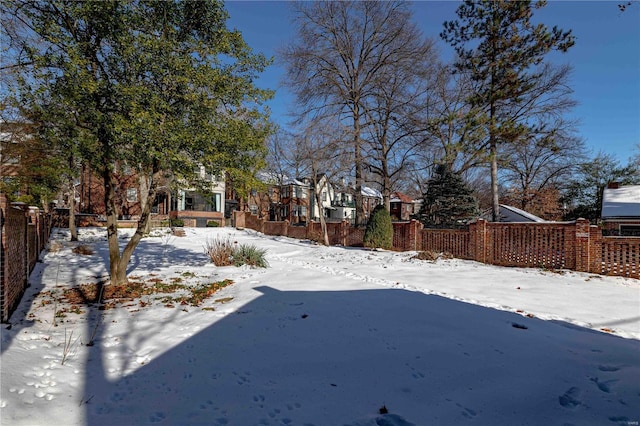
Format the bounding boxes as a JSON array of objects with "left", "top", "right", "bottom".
[
  {"left": 408, "top": 219, "right": 422, "bottom": 251},
  {"left": 588, "top": 224, "right": 603, "bottom": 274},
  {"left": 341, "top": 220, "right": 348, "bottom": 246},
  {"left": 234, "top": 210, "right": 245, "bottom": 229},
  {"left": 472, "top": 219, "right": 487, "bottom": 263},
  {"left": 574, "top": 218, "right": 591, "bottom": 273}
]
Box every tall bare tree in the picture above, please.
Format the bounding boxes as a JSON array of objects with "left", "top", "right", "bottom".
[{"left": 282, "top": 1, "right": 431, "bottom": 225}]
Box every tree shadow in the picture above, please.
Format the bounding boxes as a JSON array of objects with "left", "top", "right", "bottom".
[{"left": 81, "top": 286, "right": 640, "bottom": 426}]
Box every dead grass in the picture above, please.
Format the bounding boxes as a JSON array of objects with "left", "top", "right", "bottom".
[
  {"left": 59, "top": 276, "right": 234, "bottom": 310},
  {"left": 72, "top": 245, "right": 94, "bottom": 255},
  {"left": 412, "top": 250, "right": 453, "bottom": 261}
]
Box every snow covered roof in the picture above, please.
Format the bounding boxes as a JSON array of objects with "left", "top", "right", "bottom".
[
  {"left": 481, "top": 205, "right": 546, "bottom": 223},
  {"left": 602, "top": 185, "right": 640, "bottom": 218},
  {"left": 361, "top": 186, "right": 382, "bottom": 199},
  {"left": 390, "top": 192, "right": 413, "bottom": 203},
  {"left": 499, "top": 205, "right": 546, "bottom": 222}
]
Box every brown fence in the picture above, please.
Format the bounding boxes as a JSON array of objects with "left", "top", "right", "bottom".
[
  {"left": 1, "top": 194, "right": 52, "bottom": 322},
  {"left": 234, "top": 211, "right": 639, "bottom": 279}
]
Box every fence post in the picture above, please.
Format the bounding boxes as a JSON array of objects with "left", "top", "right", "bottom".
[
  {"left": 234, "top": 210, "right": 245, "bottom": 229},
  {"left": 574, "top": 218, "right": 591, "bottom": 273},
  {"left": 588, "top": 224, "right": 603, "bottom": 274},
  {"left": 473, "top": 219, "right": 487, "bottom": 264}
]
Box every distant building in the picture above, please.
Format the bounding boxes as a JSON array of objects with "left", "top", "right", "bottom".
[
  {"left": 482, "top": 204, "right": 547, "bottom": 223},
  {"left": 601, "top": 183, "right": 640, "bottom": 236}
]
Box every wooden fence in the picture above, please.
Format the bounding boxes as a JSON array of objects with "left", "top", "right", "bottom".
[
  {"left": 234, "top": 211, "right": 639, "bottom": 279},
  {"left": 1, "top": 194, "right": 52, "bottom": 322}
]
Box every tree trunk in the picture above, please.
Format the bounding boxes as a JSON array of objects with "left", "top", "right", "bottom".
[
  {"left": 313, "top": 179, "right": 330, "bottom": 246},
  {"left": 138, "top": 172, "right": 151, "bottom": 234},
  {"left": 68, "top": 177, "right": 78, "bottom": 242},
  {"left": 490, "top": 137, "right": 500, "bottom": 222},
  {"left": 103, "top": 167, "right": 123, "bottom": 287},
  {"left": 353, "top": 110, "right": 365, "bottom": 227},
  {"left": 68, "top": 155, "right": 78, "bottom": 241}
]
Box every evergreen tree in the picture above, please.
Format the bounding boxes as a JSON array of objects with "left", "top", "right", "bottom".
[
  {"left": 415, "top": 164, "right": 478, "bottom": 228},
  {"left": 363, "top": 205, "right": 393, "bottom": 250},
  {"left": 2, "top": 0, "right": 273, "bottom": 286},
  {"left": 441, "top": 0, "right": 575, "bottom": 222}
]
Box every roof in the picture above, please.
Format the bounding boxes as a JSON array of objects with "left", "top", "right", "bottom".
[
  {"left": 390, "top": 192, "right": 414, "bottom": 203},
  {"left": 481, "top": 204, "right": 546, "bottom": 223},
  {"left": 602, "top": 185, "right": 640, "bottom": 218},
  {"left": 361, "top": 186, "right": 382, "bottom": 199}
]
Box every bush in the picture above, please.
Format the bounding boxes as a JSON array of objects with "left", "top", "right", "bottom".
[
  {"left": 206, "top": 220, "right": 220, "bottom": 227},
  {"left": 363, "top": 205, "right": 393, "bottom": 250},
  {"left": 204, "top": 236, "right": 235, "bottom": 266},
  {"left": 204, "top": 236, "right": 268, "bottom": 268},
  {"left": 232, "top": 244, "right": 269, "bottom": 268},
  {"left": 170, "top": 218, "right": 184, "bottom": 227}
]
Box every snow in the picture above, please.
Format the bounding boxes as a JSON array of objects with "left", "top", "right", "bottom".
[
  {"left": 602, "top": 185, "right": 640, "bottom": 218},
  {"left": 2, "top": 226, "right": 639, "bottom": 426}
]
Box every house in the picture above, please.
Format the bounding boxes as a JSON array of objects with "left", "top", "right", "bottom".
[
  {"left": 482, "top": 204, "right": 547, "bottom": 223},
  {"left": 390, "top": 192, "right": 418, "bottom": 221},
  {"left": 601, "top": 183, "right": 640, "bottom": 236},
  {"left": 306, "top": 174, "right": 335, "bottom": 221},
  {"left": 75, "top": 164, "right": 226, "bottom": 227},
  {"left": 329, "top": 185, "right": 383, "bottom": 223}
]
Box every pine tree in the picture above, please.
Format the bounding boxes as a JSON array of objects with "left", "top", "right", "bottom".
[
  {"left": 441, "top": 0, "right": 575, "bottom": 222},
  {"left": 415, "top": 165, "right": 478, "bottom": 228}
]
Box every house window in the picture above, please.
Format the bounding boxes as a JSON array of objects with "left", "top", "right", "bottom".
[
  {"left": 321, "top": 192, "right": 327, "bottom": 201},
  {"left": 281, "top": 186, "right": 290, "bottom": 198},
  {"left": 211, "top": 193, "right": 222, "bottom": 212},
  {"left": 620, "top": 224, "right": 640, "bottom": 236},
  {"left": 126, "top": 188, "right": 137, "bottom": 203},
  {"left": 249, "top": 204, "right": 258, "bottom": 215}
]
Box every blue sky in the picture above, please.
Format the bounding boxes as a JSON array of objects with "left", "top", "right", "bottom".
[{"left": 225, "top": 1, "right": 640, "bottom": 164}]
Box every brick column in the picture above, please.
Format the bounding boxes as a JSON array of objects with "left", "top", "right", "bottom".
[
  {"left": 234, "top": 210, "right": 245, "bottom": 229},
  {"left": 408, "top": 219, "right": 423, "bottom": 251},
  {"left": 574, "top": 218, "right": 591, "bottom": 273},
  {"left": 472, "top": 219, "right": 487, "bottom": 264},
  {"left": 588, "top": 224, "right": 603, "bottom": 274}
]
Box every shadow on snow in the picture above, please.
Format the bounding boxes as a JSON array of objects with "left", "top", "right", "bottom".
[{"left": 82, "top": 286, "right": 640, "bottom": 426}]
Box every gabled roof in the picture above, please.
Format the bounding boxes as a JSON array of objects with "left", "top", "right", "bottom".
[
  {"left": 602, "top": 185, "right": 640, "bottom": 218},
  {"left": 361, "top": 186, "right": 382, "bottom": 199},
  {"left": 390, "top": 192, "right": 413, "bottom": 203},
  {"left": 481, "top": 204, "right": 546, "bottom": 223}
]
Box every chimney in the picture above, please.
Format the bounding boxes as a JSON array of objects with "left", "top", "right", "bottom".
[{"left": 607, "top": 182, "right": 620, "bottom": 189}]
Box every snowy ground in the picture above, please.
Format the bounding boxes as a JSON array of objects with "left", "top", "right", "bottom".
[{"left": 1, "top": 226, "right": 639, "bottom": 426}]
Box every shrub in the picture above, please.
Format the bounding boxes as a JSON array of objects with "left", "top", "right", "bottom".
[
  {"left": 170, "top": 218, "right": 184, "bottom": 227},
  {"left": 204, "top": 237, "right": 269, "bottom": 268},
  {"left": 204, "top": 236, "right": 235, "bottom": 266},
  {"left": 363, "top": 205, "right": 393, "bottom": 250},
  {"left": 232, "top": 244, "right": 269, "bottom": 268},
  {"left": 206, "top": 220, "right": 220, "bottom": 227}
]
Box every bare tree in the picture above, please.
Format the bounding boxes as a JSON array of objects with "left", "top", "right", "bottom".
[
  {"left": 281, "top": 1, "right": 429, "bottom": 225},
  {"left": 498, "top": 64, "right": 584, "bottom": 213},
  {"left": 361, "top": 33, "right": 437, "bottom": 210},
  {"left": 295, "top": 119, "right": 350, "bottom": 245}
]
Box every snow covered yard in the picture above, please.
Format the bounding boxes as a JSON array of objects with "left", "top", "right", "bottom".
[{"left": 1, "top": 226, "right": 639, "bottom": 426}]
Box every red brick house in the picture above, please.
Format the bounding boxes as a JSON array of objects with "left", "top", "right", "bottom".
[{"left": 390, "top": 192, "right": 417, "bottom": 221}]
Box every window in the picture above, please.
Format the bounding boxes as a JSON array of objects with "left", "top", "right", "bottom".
[
  {"left": 281, "top": 186, "right": 290, "bottom": 198},
  {"left": 249, "top": 204, "right": 258, "bottom": 214},
  {"left": 620, "top": 224, "right": 640, "bottom": 236},
  {"left": 321, "top": 192, "right": 327, "bottom": 202},
  {"left": 126, "top": 188, "right": 137, "bottom": 203},
  {"left": 211, "top": 193, "right": 222, "bottom": 212}
]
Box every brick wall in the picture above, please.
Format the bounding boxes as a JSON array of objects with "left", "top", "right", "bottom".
[
  {"left": 1, "top": 195, "right": 51, "bottom": 323},
  {"left": 234, "top": 211, "right": 638, "bottom": 279}
]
